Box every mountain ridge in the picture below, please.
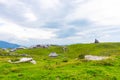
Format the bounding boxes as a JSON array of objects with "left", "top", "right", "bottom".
[{"left": 0, "top": 40, "right": 20, "bottom": 48}]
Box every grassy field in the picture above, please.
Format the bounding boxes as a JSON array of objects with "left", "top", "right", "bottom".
[{"left": 0, "top": 43, "right": 120, "bottom": 80}]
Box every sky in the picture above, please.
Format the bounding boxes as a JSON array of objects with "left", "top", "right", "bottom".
[{"left": 0, "top": 0, "right": 120, "bottom": 46}]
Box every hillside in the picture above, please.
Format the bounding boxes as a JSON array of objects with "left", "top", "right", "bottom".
[
  {"left": 0, "top": 43, "right": 120, "bottom": 80},
  {"left": 0, "top": 41, "right": 20, "bottom": 48},
  {"left": 16, "top": 42, "right": 120, "bottom": 58}
]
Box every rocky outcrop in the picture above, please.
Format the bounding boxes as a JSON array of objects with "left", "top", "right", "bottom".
[
  {"left": 8, "top": 58, "right": 36, "bottom": 64},
  {"left": 85, "top": 55, "right": 108, "bottom": 60}
]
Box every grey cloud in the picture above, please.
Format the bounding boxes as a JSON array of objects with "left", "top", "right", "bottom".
[
  {"left": 68, "top": 19, "right": 92, "bottom": 26},
  {"left": 56, "top": 27, "right": 78, "bottom": 38},
  {"left": 0, "top": 0, "right": 87, "bottom": 28},
  {"left": 0, "top": 0, "right": 112, "bottom": 45}
]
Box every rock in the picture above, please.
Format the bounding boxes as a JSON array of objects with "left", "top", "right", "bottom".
[
  {"left": 8, "top": 58, "right": 36, "bottom": 64},
  {"left": 30, "top": 60, "right": 36, "bottom": 64},
  {"left": 85, "top": 55, "right": 108, "bottom": 60},
  {"left": 49, "top": 52, "right": 58, "bottom": 57},
  {"left": 19, "top": 58, "right": 32, "bottom": 62},
  {"left": 20, "top": 54, "right": 28, "bottom": 57},
  {"left": 94, "top": 39, "right": 99, "bottom": 43}
]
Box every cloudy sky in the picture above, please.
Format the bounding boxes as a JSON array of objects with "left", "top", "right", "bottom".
[{"left": 0, "top": 0, "right": 120, "bottom": 46}]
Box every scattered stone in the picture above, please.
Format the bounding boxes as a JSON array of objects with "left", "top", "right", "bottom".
[
  {"left": 16, "top": 47, "right": 26, "bottom": 50},
  {"left": 29, "top": 44, "right": 50, "bottom": 49},
  {"left": 19, "top": 54, "right": 28, "bottom": 57},
  {"left": 62, "top": 46, "right": 68, "bottom": 52},
  {"left": 2, "top": 48, "right": 9, "bottom": 52},
  {"left": 10, "top": 49, "right": 16, "bottom": 52}
]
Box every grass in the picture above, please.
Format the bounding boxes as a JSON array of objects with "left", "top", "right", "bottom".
[{"left": 0, "top": 42, "right": 120, "bottom": 80}]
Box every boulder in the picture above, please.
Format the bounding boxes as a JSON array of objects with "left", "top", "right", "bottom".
[
  {"left": 49, "top": 52, "right": 58, "bottom": 57},
  {"left": 8, "top": 58, "right": 36, "bottom": 64},
  {"left": 85, "top": 55, "right": 108, "bottom": 60},
  {"left": 94, "top": 39, "right": 99, "bottom": 43}
]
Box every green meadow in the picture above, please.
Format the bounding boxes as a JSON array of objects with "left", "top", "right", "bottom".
[{"left": 0, "top": 43, "right": 120, "bottom": 80}]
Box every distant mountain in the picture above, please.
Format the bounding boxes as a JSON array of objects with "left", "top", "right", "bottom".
[{"left": 0, "top": 41, "right": 20, "bottom": 48}]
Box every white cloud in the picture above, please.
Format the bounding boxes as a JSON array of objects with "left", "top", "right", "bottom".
[
  {"left": 0, "top": 18, "right": 57, "bottom": 42},
  {"left": 0, "top": 0, "right": 22, "bottom": 7},
  {"left": 23, "top": 9, "right": 37, "bottom": 22},
  {"left": 65, "top": 0, "right": 120, "bottom": 26},
  {"left": 39, "top": 0, "right": 61, "bottom": 10}
]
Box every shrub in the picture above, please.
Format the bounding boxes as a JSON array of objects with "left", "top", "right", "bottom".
[
  {"left": 11, "top": 58, "right": 19, "bottom": 62},
  {"left": 11, "top": 67, "right": 20, "bottom": 73},
  {"left": 62, "top": 58, "right": 68, "bottom": 62},
  {"left": 78, "top": 54, "right": 85, "bottom": 59},
  {"left": 62, "top": 59, "right": 68, "bottom": 62},
  {"left": 95, "top": 59, "right": 114, "bottom": 66}
]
